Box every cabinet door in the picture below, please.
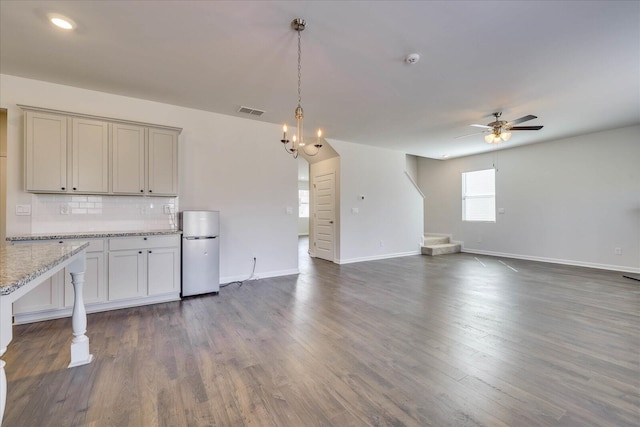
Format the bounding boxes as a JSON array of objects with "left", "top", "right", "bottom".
[
  {"left": 112, "top": 123, "right": 145, "bottom": 194},
  {"left": 13, "top": 274, "right": 62, "bottom": 314},
  {"left": 72, "top": 118, "right": 109, "bottom": 193},
  {"left": 108, "top": 250, "right": 147, "bottom": 300},
  {"left": 25, "top": 111, "right": 67, "bottom": 192},
  {"left": 147, "top": 247, "right": 180, "bottom": 296},
  {"left": 64, "top": 251, "right": 106, "bottom": 306},
  {"left": 148, "top": 128, "right": 178, "bottom": 196}
]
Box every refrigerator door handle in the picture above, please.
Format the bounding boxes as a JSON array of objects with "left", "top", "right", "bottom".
[{"left": 184, "top": 235, "right": 218, "bottom": 240}]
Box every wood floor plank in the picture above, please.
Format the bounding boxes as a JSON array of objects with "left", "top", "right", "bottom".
[{"left": 3, "top": 240, "right": 639, "bottom": 426}]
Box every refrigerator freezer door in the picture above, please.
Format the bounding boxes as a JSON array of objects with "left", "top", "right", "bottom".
[
  {"left": 182, "top": 210, "right": 219, "bottom": 238},
  {"left": 182, "top": 237, "right": 220, "bottom": 296}
]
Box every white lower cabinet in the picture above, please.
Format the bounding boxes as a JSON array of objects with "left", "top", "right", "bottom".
[
  {"left": 108, "top": 249, "right": 146, "bottom": 301},
  {"left": 147, "top": 247, "right": 180, "bottom": 295},
  {"left": 12, "top": 234, "right": 181, "bottom": 324},
  {"left": 107, "top": 235, "right": 180, "bottom": 300},
  {"left": 14, "top": 238, "right": 105, "bottom": 316},
  {"left": 13, "top": 275, "right": 62, "bottom": 315},
  {"left": 64, "top": 248, "right": 106, "bottom": 307}
]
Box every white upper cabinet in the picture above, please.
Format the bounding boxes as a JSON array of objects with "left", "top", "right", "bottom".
[
  {"left": 72, "top": 118, "right": 109, "bottom": 193},
  {"left": 148, "top": 128, "right": 178, "bottom": 196},
  {"left": 112, "top": 123, "right": 146, "bottom": 195},
  {"left": 25, "top": 111, "right": 68, "bottom": 192},
  {"left": 21, "top": 105, "right": 181, "bottom": 197}
]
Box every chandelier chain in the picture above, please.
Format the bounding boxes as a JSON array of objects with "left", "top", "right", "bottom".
[{"left": 297, "top": 28, "right": 302, "bottom": 106}]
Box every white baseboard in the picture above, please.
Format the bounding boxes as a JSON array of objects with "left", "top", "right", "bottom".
[
  {"left": 13, "top": 293, "right": 181, "bottom": 325},
  {"left": 461, "top": 248, "right": 640, "bottom": 273},
  {"left": 337, "top": 250, "right": 420, "bottom": 265}
]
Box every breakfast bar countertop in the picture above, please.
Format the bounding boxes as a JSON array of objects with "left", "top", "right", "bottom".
[
  {"left": 6, "top": 229, "right": 182, "bottom": 242},
  {"left": 0, "top": 241, "right": 90, "bottom": 295}
]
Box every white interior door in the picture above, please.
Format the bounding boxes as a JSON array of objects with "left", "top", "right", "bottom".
[{"left": 313, "top": 171, "right": 335, "bottom": 261}]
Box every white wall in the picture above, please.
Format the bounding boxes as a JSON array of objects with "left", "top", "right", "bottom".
[
  {"left": 417, "top": 125, "right": 640, "bottom": 272},
  {"left": 0, "top": 74, "right": 299, "bottom": 281},
  {"left": 298, "top": 180, "right": 309, "bottom": 236},
  {"left": 330, "top": 139, "right": 424, "bottom": 263}
]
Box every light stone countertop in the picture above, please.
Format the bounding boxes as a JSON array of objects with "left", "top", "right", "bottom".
[
  {"left": 0, "top": 242, "right": 90, "bottom": 295},
  {"left": 6, "top": 229, "right": 182, "bottom": 242}
]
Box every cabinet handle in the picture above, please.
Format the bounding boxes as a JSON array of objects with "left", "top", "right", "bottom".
[
  {"left": 73, "top": 187, "right": 77, "bottom": 190},
  {"left": 143, "top": 237, "right": 147, "bottom": 240},
  {"left": 140, "top": 190, "right": 144, "bottom": 193},
  {"left": 59, "top": 241, "right": 64, "bottom": 244},
  {"left": 149, "top": 190, "right": 152, "bottom": 193},
  {"left": 149, "top": 250, "right": 153, "bottom": 253},
  {"left": 61, "top": 187, "right": 65, "bottom": 190},
  {"left": 138, "top": 251, "right": 142, "bottom": 254}
]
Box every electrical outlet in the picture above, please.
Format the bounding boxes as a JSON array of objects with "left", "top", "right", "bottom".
[
  {"left": 614, "top": 248, "right": 622, "bottom": 255},
  {"left": 60, "top": 204, "right": 70, "bottom": 215},
  {"left": 379, "top": 240, "right": 384, "bottom": 247}
]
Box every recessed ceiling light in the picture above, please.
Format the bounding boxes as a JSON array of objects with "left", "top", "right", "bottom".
[{"left": 48, "top": 13, "right": 76, "bottom": 30}]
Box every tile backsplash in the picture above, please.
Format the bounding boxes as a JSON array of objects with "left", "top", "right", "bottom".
[{"left": 31, "top": 194, "right": 178, "bottom": 233}]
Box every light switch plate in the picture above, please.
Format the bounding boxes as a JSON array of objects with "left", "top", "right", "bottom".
[{"left": 15, "top": 205, "right": 31, "bottom": 216}]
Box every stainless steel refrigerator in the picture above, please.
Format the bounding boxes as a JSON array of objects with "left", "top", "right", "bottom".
[{"left": 181, "top": 210, "right": 220, "bottom": 296}]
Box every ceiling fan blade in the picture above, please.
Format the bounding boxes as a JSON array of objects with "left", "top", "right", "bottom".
[
  {"left": 455, "top": 131, "right": 487, "bottom": 139},
  {"left": 507, "top": 115, "right": 537, "bottom": 126},
  {"left": 510, "top": 125, "right": 544, "bottom": 130},
  {"left": 470, "top": 124, "right": 491, "bottom": 129}
]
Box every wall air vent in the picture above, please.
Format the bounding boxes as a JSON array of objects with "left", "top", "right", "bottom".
[{"left": 237, "top": 106, "right": 265, "bottom": 117}]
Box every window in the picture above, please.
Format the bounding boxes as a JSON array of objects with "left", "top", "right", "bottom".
[
  {"left": 299, "top": 189, "right": 309, "bottom": 218},
  {"left": 462, "top": 168, "right": 495, "bottom": 222}
]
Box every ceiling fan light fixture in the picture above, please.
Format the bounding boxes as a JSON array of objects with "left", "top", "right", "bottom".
[
  {"left": 500, "top": 131, "right": 512, "bottom": 141},
  {"left": 485, "top": 133, "right": 502, "bottom": 144}
]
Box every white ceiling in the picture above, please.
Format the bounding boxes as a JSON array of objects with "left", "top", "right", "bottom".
[{"left": 1, "top": 1, "right": 638, "bottom": 159}]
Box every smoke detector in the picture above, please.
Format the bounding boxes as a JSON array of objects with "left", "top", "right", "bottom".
[{"left": 405, "top": 53, "right": 420, "bottom": 64}]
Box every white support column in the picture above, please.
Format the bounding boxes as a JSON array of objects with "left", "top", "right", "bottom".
[
  {"left": 67, "top": 256, "right": 93, "bottom": 368},
  {"left": 0, "top": 297, "right": 13, "bottom": 425}
]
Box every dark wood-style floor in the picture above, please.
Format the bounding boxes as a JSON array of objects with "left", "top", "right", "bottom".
[{"left": 4, "top": 238, "right": 639, "bottom": 426}]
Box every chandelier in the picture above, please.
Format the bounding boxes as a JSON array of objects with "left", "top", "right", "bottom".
[{"left": 281, "top": 18, "right": 323, "bottom": 158}]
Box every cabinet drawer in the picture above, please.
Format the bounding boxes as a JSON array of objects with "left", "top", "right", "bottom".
[
  {"left": 109, "top": 235, "right": 179, "bottom": 251},
  {"left": 59, "top": 239, "right": 104, "bottom": 252}
]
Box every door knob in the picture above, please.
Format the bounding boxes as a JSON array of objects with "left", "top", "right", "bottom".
[{"left": 329, "top": 220, "right": 334, "bottom": 224}]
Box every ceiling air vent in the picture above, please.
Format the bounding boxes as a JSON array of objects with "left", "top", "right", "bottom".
[{"left": 238, "top": 106, "right": 265, "bottom": 117}]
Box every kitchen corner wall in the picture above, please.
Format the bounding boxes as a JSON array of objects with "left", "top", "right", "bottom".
[{"left": 1, "top": 74, "right": 298, "bottom": 281}]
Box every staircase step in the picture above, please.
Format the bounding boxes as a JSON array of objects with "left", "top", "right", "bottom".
[
  {"left": 423, "top": 235, "right": 450, "bottom": 245},
  {"left": 421, "top": 243, "right": 461, "bottom": 256}
]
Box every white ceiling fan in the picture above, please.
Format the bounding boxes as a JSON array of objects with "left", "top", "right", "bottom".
[{"left": 457, "top": 112, "right": 544, "bottom": 144}]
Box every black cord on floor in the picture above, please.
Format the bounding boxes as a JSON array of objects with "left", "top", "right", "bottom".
[{"left": 220, "top": 257, "right": 257, "bottom": 289}]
